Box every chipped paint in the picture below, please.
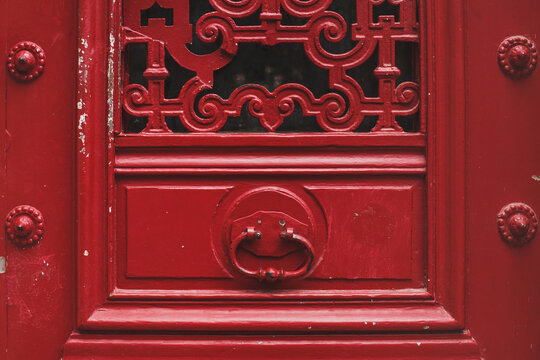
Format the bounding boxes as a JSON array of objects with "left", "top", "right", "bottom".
[
  {"left": 78, "top": 36, "right": 90, "bottom": 94},
  {"left": 532, "top": 175, "right": 540, "bottom": 181},
  {"left": 78, "top": 113, "right": 87, "bottom": 128},
  {"left": 78, "top": 34, "right": 91, "bottom": 158},
  {"left": 78, "top": 113, "right": 88, "bottom": 157},
  {"left": 107, "top": 1, "right": 119, "bottom": 148},
  {"left": 107, "top": 32, "right": 116, "bottom": 144},
  {"left": 83, "top": 250, "right": 89, "bottom": 257},
  {"left": 0, "top": 257, "right": 5, "bottom": 274}
]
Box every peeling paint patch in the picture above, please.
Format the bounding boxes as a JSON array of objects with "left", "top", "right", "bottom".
[
  {"left": 78, "top": 113, "right": 88, "bottom": 157},
  {"left": 107, "top": 4, "right": 119, "bottom": 148},
  {"left": 107, "top": 31, "right": 116, "bottom": 147},
  {"left": 78, "top": 113, "right": 87, "bottom": 129},
  {"left": 532, "top": 175, "right": 540, "bottom": 181},
  {"left": 78, "top": 34, "right": 91, "bottom": 158},
  {"left": 78, "top": 35, "right": 90, "bottom": 95},
  {"left": 0, "top": 257, "right": 6, "bottom": 274}
]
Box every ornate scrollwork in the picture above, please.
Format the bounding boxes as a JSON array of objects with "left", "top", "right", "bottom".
[
  {"left": 121, "top": 0, "right": 421, "bottom": 133},
  {"left": 208, "top": 0, "right": 263, "bottom": 17},
  {"left": 280, "top": 0, "right": 333, "bottom": 17}
]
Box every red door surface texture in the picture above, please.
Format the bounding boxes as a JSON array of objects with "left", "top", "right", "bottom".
[{"left": 1, "top": 0, "right": 539, "bottom": 359}]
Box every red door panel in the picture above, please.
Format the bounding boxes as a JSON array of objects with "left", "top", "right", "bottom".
[
  {"left": 466, "top": 1, "right": 540, "bottom": 359},
  {"left": 3, "top": 0, "right": 77, "bottom": 359},
  {"left": 1, "top": 0, "right": 538, "bottom": 359}
]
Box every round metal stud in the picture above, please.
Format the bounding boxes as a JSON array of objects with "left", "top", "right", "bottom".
[
  {"left": 7, "top": 41, "right": 46, "bottom": 82},
  {"left": 498, "top": 36, "right": 537, "bottom": 79},
  {"left": 497, "top": 203, "right": 537, "bottom": 246},
  {"left": 5, "top": 205, "right": 44, "bottom": 248}
]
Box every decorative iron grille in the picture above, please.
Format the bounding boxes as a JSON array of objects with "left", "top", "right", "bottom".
[{"left": 121, "top": 0, "right": 421, "bottom": 133}]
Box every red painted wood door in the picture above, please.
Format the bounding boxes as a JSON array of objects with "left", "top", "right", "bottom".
[{"left": 1, "top": 1, "right": 539, "bottom": 359}]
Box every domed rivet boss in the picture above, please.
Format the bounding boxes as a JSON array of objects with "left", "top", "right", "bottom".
[
  {"left": 7, "top": 41, "right": 46, "bottom": 82},
  {"left": 5, "top": 206, "right": 44, "bottom": 248},
  {"left": 498, "top": 36, "right": 537, "bottom": 79},
  {"left": 497, "top": 203, "right": 537, "bottom": 246}
]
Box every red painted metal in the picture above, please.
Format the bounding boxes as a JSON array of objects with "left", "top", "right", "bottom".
[
  {"left": 229, "top": 227, "right": 315, "bottom": 282},
  {"left": 6, "top": 41, "right": 46, "bottom": 82},
  {"left": 466, "top": 1, "right": 540, "bottom": 358},
  {"left": 122, "top": 0, "right": 421, "bottom": 133},
  {"left": 5, "top": 205, "right": 44, "bottom": 247},
  {"left": 497, "top": 35, "right": 537, "bottom": 79},
  {"left": 497, "top": 203, "right": 538, "bottom": 246},
  {"left": 0, "top": 0, "right": 7, "bottom": 356},
  {"left": 3, "top": 0, "right": 77, "bottom": 359},
  {"left": 1, "top": 0, "right": 539, "bottom": 359}
]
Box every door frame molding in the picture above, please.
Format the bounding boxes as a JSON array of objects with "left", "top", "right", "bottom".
[{"left": 0, "top": 0, "right": 8, "bottom": 357}]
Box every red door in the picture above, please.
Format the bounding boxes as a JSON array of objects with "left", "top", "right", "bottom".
[{"left": 1, "top": 1, "right": 539, "bottom": 359}]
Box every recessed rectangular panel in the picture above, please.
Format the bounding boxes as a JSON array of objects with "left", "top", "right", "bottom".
[
  {"left": 115, "top": 177, "right": 425, "bottom": 297},
  {"left": 125, "top": 186, "right": 233, "bottom": 278},
  {"left": 307, "top": 185, "right": 419, "bottom": 279}
]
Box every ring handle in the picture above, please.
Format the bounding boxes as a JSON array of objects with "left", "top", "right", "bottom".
[{"left": 229, "top": 227, "right": 315, "bottom": 282}]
